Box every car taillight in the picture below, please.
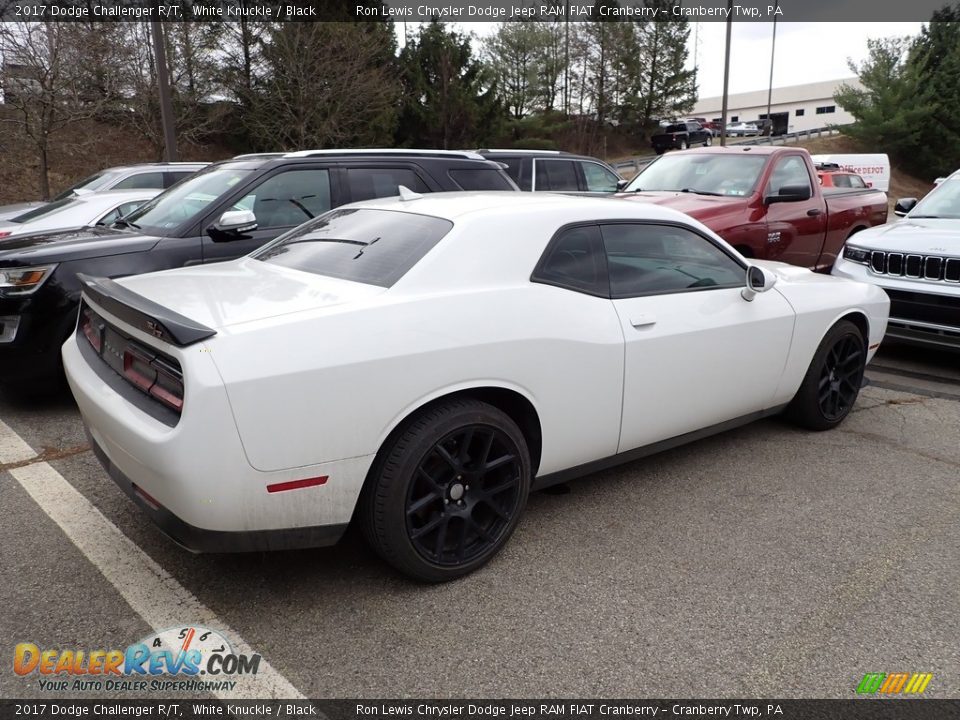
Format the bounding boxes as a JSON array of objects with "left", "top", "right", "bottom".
[
  {"left": 80, "top": 309, "right": 103, "bottom": 353},
  {"left": 0, "top": 231, "right": 11, "bottom": 239},
  {"left": 150, "top": 357, "right": 184, "bottom": 412},
  {"left": 123, "top": 347, "right": 184, "bottom": 412}
]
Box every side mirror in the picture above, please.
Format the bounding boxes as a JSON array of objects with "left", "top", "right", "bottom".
[
  {"left": 765, "top": 184, "right": 812, "bottom": 204},
  {"left": 894, "top": 198, "right": 917, "bottom": 217},
  {"left": 741, "top": 265, "right": 777, "bottom": 302},
  {"left": 208, "top": 209, "right": 257, "bottom": 241},
  {"left": 616, "top": 179, "right": 628, "bottom": 191}
]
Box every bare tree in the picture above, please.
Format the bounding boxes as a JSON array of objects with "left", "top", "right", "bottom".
[{"left": 0, "top": 22, "right": 106, "bottom": 198}]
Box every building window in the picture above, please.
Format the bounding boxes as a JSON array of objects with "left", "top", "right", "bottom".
[
  {"left": 816, "top": 105, "right": 836, "bottom": 114},
  {"left": 795, "top": 109, "right": 805, "bottom": 116},
  {"left": 730, "top": 115, "right": 739, "bottom": 122}
]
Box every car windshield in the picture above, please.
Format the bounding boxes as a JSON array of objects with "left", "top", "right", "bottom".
[
  {"left": 253, "top": 208, "right": 453, "bottom": 288},
  {"left": 122, "top": 165, "right": 253, "bottom": 235},
  {"left": 9, "top": 197, "right": 83, "bottom": 223},
  {"left": 908, "top": 178, "right": 960, "bottom": 219},
  {"left": 51, "top": 171, "right": 116, "bottom": 202},
  {"left": 624, "top": 154, "right": 767, "bottom": 197}
]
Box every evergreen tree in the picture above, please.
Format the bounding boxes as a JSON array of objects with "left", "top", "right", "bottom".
[{"left": 396, "top": 21, "right": 502, "bottom": 148}]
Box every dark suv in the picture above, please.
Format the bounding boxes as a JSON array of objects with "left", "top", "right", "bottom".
[
  {"left": 478, "top": 150, "right": 623, "bottom": 193},
  {"left": 0, "top": 150, "right": 517, "bottom": 386}
]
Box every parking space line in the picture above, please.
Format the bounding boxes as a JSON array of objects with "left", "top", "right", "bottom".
[{"left": 0, "top": 419, "right": 305, "bottom": 700}]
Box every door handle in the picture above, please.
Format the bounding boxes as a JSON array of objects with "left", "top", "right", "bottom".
[
  {"left": 807, "top": 208, "right": 823, "bottom": 216},
  {"left": 630, "top": 314, "right": 657, "bottom": 328}
]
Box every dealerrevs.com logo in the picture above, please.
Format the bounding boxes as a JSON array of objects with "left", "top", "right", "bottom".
[{"left": 14, "top": 626, "right": 261, "bottom": 693}]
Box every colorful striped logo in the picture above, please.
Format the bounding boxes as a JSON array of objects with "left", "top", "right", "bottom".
[{"left": 856, "top": 672, "right": 933, "bottom": 695}]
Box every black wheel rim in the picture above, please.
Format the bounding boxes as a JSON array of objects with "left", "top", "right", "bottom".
[
  {"left": 817, "top": 335, "right": 864, "bottom": 421},
  {"left": 405, "top": 425, "right": 522, "bottom": 567}
]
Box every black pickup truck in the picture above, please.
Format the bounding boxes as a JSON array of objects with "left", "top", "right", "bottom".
[
  {"left": 650, "top": 122, "right": 713, "bottom": 154},
  {"left": 0, "top": 150, "right": 517, "bottom": 387}
]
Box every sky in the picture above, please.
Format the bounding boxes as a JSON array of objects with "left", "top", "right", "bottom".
[{"left": 398, "top": 21, "right": 925, "bottom": 99}]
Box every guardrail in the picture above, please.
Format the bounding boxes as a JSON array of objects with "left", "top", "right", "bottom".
[{"left": 611, "top": 126, "right": 844, "bottom": 178}]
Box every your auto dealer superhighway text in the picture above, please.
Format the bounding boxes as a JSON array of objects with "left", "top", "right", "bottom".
[{"left": 356, "top": 704, "right": 780, "bottom": 717}]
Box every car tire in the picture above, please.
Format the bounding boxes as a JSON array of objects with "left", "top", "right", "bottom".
[
  {"left": 679, "top": 140, "right": 689, "bottom": 150},
  {"left": 785, "top": 320, "right": 866, "bottom": 431},
  {"left": 360, "top": 398, "right": 531, "bottom": 582},
  {"left": 654, "top": 148, "right": 664, "bottom": 155},
  {"left": 704, "top": 136, "right": 712, "bottom": 147}
]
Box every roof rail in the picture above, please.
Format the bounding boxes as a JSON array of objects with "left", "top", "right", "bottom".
[
  {"left": 231, "top": 152, "right": 286, "bottom": 160},
  {"left": 282, "top": 148, "right": 486, "bottom": 160},
  {"left": 475, "top": 149, "right": 568, "bottom": 155}
]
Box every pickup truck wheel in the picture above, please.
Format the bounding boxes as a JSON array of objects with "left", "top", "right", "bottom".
[
  {"left": 678, "top": 140, "right": 689, "bottom": 150},
  {"left": 785, "top": 320, "right": 865, "bottom": 431},
  {"left": 360, "top": 398, "right": 531, "bottom": 582},
  {"left": 704, "top": 136, "right": 712, "bottom": 147}
]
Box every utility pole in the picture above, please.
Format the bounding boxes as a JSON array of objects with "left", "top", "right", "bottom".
[
  {"left": 564, "top": 1, "right": 570, "bottom": 116},
  {"left": 151, "top": 17, "right": 178, "bottom": 162},
  {"left": 719, "top": 0, "right": 733, "bottom": 147},
  {"left": 766, "top": 5, "right": 778, "bottom": 125}
]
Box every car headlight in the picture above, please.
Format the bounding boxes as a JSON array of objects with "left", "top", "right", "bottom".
[
  {"left": 0, "top": 265, "right": 57, "bottom": 296},
  {"left": 842, "top": 245, "right": 871, "bottom": 265}
]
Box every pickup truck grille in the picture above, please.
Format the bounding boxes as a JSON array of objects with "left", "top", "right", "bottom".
[{"left": 869, "top": 250, "right": 960, "bottom": 283}]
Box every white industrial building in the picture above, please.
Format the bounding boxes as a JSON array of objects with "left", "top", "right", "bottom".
[{"left": 690, "top": 78, "right": 862, "bottom": 135}]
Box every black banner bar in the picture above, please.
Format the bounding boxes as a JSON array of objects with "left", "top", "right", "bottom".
[
  {"left": 2, "top": 700, "right": 959, "bottom": 720},
  {"left": 0, "top": 0, "right": 956, "bottom": 23}
]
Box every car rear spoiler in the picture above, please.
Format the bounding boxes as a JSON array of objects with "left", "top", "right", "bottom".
[{"left": 77, "top": 273, "right": 216, "bottom": 347}]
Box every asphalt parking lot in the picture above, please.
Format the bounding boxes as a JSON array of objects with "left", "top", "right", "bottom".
[{"left": 2, "top": 342, "right": 958, "bottom": 700}]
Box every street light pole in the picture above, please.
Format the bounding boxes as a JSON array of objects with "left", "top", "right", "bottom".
[
  {"left": 151, "top": 17, "right": 178, "bottom": 162},
  {"left": 720, "top": 0, "right": 733, "bottom": 147},
  {"left": 766, "top": 6, "right": 778, "bottom": 124}
]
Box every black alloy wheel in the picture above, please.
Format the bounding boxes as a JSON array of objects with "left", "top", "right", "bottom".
[
  {"left": 405, "top": 426, "right": 522, "bottom": 567},
  {"left": 817, "top": 334, "right": 864, "bottom": 421},
  {"left": 786, "top": 319, "right": 866, "bottom": 431},
  {"left": 360, "top": 398, "right": 531, "bottom": 582}
]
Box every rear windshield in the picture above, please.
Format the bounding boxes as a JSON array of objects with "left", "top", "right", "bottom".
[
  {"left": 51, "top": 171, "right": 115, "bottom": 201},
  {"left": 449, "top": 167, "right": 516, "bottom": 191},
  {"left": 252, "top": 208, "right": 453, "bottom": 287},
  {"left": 665, "top": 124, "right": 687, "bottom": 133}
]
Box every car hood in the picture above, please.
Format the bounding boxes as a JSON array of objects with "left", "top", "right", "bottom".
[
  {"left": 614, "top": 191, "right": 748, "bottom": 219},
  {"left": 115, "top": 257, "right": 387, "bottom": 331},
  {"left": 0, "top": 226, "right": 160, "bottom": 264},
  {"left": 847, "top": 218, "right": 960, "bottom": 254}
]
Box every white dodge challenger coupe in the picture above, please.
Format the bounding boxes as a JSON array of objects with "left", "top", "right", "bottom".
[{"left": 63, "top": 192, "right": 889, "bottom": 581}]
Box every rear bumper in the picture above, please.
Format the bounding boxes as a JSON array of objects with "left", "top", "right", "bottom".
[
  {"left": 88, "top": 431, "right": 347, "bottom": 552},
  {"left": 63, "top": 323, "right": 375, "bottom": 550}
]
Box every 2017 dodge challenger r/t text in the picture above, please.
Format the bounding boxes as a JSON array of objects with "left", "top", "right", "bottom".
[{"left": 62, "top": 192, "right": 890, "bottom": 581}]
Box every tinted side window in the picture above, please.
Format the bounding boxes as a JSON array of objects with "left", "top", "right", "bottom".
[
  {"left": 536, "top": 159, "right": 579, "bottom": 191},
  {"left": 242, "top": 169, "right": 331, "bottom": 229},
  {"left": 531, "top": 224, "right": 608, "bottom": 296},
  {"left": 600, "top": 223, "right": 743, "bottom": 298},
  {"left": 766, "top": 156, "right": 812, "bottom": 196},
  {"left": 492, "top": 157, "right": 521, "bottom": 183},
  {"left": 165, "top": 171, "right": 195, "bottom": 187},
  {"left": 849, "top": 175, "right": 866, "bottom": 188},
  {"left": 580, "top": 161, "right": 620, "bottom": 192},
  {"left": 448, "top": 168, "right": 515, "bottom": 191},
  {"left": 831, "top": 174, "right": 851, "bottom": 188},
  {"left": 347, "top": 167, "right": 428, "bottom": 202},
  {"left": 113, "top": 172, "right": 165, "bottom": 190}
]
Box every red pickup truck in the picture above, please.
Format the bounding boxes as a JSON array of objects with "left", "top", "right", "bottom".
[{"left": 616, "top": 146, "right": 888, "bottom": 271}]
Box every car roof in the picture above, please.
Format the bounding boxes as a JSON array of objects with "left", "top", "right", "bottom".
[{"left": 341, "top": 190, "right": 697, "bottom": 224}]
